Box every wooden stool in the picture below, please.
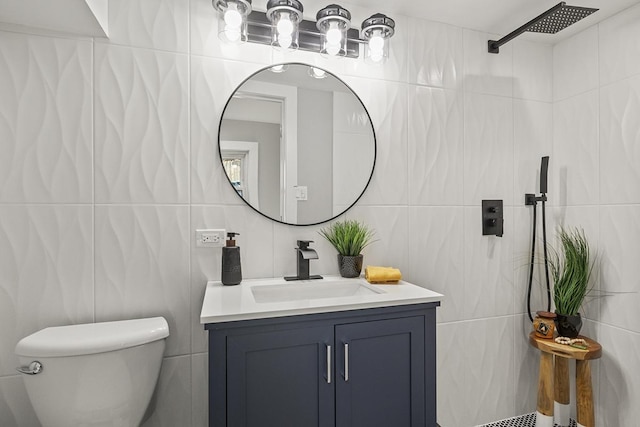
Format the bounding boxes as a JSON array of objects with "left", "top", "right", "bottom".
[{"left": 529, "top": 332, "right": 602, "bottom": 427}]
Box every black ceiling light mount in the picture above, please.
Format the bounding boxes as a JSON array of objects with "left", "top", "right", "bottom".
[{"left": 488, "top": 2, "right": 598, "bottom": 54}]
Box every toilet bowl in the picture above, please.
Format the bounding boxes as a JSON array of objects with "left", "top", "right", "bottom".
[{"left": 15, "top": 317, "right": 169, "bottom": 427}]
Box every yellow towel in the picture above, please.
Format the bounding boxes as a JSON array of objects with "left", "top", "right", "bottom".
[{"left": 365, "top": 266, "right": 402, "bottom": 284}]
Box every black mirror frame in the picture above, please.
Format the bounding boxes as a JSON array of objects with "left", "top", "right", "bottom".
[{"left": 218, "top": 62, "right": 377, "bottom": 227}]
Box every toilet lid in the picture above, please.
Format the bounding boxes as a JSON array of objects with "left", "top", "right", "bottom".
[{"left": 15, "top": 317, "right": 169, "bottom": 357}]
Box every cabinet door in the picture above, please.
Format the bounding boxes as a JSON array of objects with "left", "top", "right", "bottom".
[
  {"left": 227, "top": 326, "right": 334, "bottom": 427},
  {"left": 335, "top": 316, "right": 425, "bottom": 427}
]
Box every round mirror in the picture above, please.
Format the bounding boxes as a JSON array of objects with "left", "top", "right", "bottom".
[{"left": 219, "top": 62, "right": 376, "bottom": 226}]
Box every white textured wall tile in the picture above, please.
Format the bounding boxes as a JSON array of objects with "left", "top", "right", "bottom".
[
  {"left": 407, "top": 207, "right": 464, "bottom": 323},
  {"left": 344, "top": 206, "right": 409, "bottom": 273},
  {"left": 463, "top": 29, "right": 513, "bottom": 97},
  {"left": 0, "top": 206, "right": 93, "bottom": 376},
  {"left": 514, "top": 100, "right": 553, "bottom": 205},
  {"left": 191, "top": 353, "right": 209, "bottom": 427},
  {"left": 552, "top": 90, "right": 599, "bottom": 206},
  {"left": 463, "top": 93, "right": 514, "bottom": 206},
  {"left": 0, "top": 376, "right": 41, "bottom": 427},
  {"left": 190, "top": 56, "right": 259, "bottom": 204},
  {"left": 464, "top": 317, "right": 516, "bottom": 425},
  {"left": 341, "top": 77, "right": 408, "bottom": 206},
  {"left": 107, "top": 0, "right": 189, "bottom": 53},
  {"left": 190, "top": 205, "right": 274, "bottom": 353},
  {"left": 599, "top": 206, "right": 640, "bottom": 333},
  {"left": 0, "top": 31, "right": 92, "bottom": 203},
  {"left": 190, "top": 0, "right": 271, "bottom": 63},
  {"left": 408, "top": 86, "right": 463, "bottom": 206},
  {"left": 463, "top": 207, "right": 515, "bottom": 319},
  {"left": 553, "top": 25, "right": 598, "bottom": 102},
  {"left": 513, "top": 315, "right": 539, "bottom": 415},
  {"left": 94, "top": 44, "right": 188, "bottom": 204},
  {"left": 436, "top": 322, "right": 469, "bottom": 427},
  {"left": 600, "top": 75, "right": 640, "bottom": 204},
  {"left": 407, "top": 18, "right": 463, "bottom": 89},
  {"left": 95, "top": 206, "right": 190, "bottom": 356},
  {"left": 142, "top": 356, "right": 192, "bottom": 427},
  {"left": 599, "top": 3, "right": 640, "bottom": 86},
  {"left": 513, "top": 40, "right": 553, "bottom": 102},
  {"left": 597, "top": 324, "right": 640, "bottom": 426}
]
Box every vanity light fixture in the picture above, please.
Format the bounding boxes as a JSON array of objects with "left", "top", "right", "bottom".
[
  {"left": 213, "top": 0, "right": 253, "bottom": 43},
  {"left": 266, "top": 0, "right": 304, "bottom": 51},
  {"left": 212, "top": 0, "right": 396, "bottom": 61}
]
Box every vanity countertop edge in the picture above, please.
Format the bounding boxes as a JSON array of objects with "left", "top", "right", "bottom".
[{"left": 200, "top": 276, "right": 443, "bottom": 324}]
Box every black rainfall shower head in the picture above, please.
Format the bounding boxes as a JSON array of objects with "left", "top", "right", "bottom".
[
  {"left": 526, "top": 3, "right": 598, "bottom": 34},
  {"left": 488, "top": 2, "right": 599, "bottom": 53}
]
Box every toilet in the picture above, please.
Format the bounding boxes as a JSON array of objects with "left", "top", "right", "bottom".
[{"left": 15, "top": 317, "right": 169, "bottom": 427}]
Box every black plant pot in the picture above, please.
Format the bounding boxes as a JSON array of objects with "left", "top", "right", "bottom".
[
  {"left": 337, "top": 254, "right": 363, "bottom": 278},
  {"left": 555, "top": 312, "right": 582, "bottom": 338}
]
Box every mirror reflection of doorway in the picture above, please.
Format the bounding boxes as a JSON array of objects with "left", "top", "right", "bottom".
[{"left": 220, "top": 141, "right": 260, "bottom": 210}]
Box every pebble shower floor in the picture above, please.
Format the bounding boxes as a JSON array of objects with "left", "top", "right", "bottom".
[{"left": 476, "top": 413, "right": 577, "bottom": 427}]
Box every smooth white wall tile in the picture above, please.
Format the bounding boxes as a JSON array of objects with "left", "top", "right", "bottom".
[
  {"left": 513, "top": 40, "right": 553, "bottom": 102},
  {"left": 552, "top": 90, "right": 599, "bottom": 206},
  {"left": 95, "top": 206, "right": 190, "bottom": 356},
  {"left": 553, "top": 25, "right": 598, "bottom": 102},
  {"left": 94, "top": 44, "right": 189, "bottom": 204},
  {"left": 464, "top": 29, "right": 513, "bottom": 97},
  {"left": 599, "top": 205, "right": 640, "bottom": 333},
  {"left": 599, "top": 75, "right": 640, "bottom": 204},
  {"left": 599, "top": 3, "right": 640, "bottom": 86},
  {"left": 0, "top": 31, "right": 92, "bottom": 203},
  {"left": 0, "top": 206, "right": 93, "bottom": 376},
  {"left": 407, "top": 207, "right": 464, "bottom": 323},
  {"left": 106, "top": 0, "right": 189, "bottom": 53},
  {"left": 407, "top": 18, "right": 463, "bottom": 89},
  {"left": 463, "top": 93, "right": 514, "bottom": 206},
  {"left": 408, "top": 86, "right": 464, "bottom": 206}
]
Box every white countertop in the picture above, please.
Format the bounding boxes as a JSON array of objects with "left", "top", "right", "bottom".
[{"left": 200, "top": 275, "right": 443, "bottom": 324}]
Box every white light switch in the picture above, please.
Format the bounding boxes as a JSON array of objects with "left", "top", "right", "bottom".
[{"left": 295, "top": 186, "right": 308, "bottom": 201}]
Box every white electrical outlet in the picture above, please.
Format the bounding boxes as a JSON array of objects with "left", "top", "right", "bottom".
[{"left": 196, "top": 229, "right": 226, "bottom": 248}]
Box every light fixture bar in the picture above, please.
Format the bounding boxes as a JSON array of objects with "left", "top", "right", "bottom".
[{"left": 245, "top": 10, "right": 361, "bottom": 58}]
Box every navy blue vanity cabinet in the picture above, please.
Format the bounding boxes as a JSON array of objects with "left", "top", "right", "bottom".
[{"left": 206, "top": 303, "right": 438, "bottom": 427}]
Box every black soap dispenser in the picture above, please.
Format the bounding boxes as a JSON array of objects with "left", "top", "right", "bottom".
[{"left": 221, "top": 232, "right": 242, "bottom": 286}]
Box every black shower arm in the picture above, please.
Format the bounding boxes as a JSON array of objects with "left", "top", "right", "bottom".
[{"left": 488, "top": 2, "right": 566, "bottom": 53}]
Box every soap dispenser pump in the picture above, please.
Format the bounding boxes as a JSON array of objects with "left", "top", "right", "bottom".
[{"left": 221, "top": 232, "right": 242, "bottom": 286}]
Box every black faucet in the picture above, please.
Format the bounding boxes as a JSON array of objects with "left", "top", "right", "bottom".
[{"left": 284, "top": 240, "right": 323, "bottom": 281}]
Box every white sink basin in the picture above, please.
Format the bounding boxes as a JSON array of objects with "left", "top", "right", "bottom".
[{"left": 251, "top": 280, "right": 384, "bottom": 303}]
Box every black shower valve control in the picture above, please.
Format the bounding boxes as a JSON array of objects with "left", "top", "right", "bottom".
[{"left": 482, "top": 200, "right": 504, "bottom": 237}]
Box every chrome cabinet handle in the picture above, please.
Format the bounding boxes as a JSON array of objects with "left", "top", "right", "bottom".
[
  {"left": 16, "top": 361, "right": 43, "bottom": 375},
  {"left": 326, "top": 345, "right": 332, "bottom": 384},
  {"left": 344, "top": 343, "right": 349, "bottom": 382}
]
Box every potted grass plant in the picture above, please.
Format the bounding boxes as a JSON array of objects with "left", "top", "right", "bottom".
[
  {"left": 319, "top": 220, "right": 376, "bottom": 278},
  {"left": 550, "top": 226, "right": 594, "bottom": 338}
]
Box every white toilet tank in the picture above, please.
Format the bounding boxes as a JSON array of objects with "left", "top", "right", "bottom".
[{"left": 15, "top": 317, "right": 169, "bottom": 427}]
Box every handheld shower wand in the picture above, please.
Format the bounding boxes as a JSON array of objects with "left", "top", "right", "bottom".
[{"left": 525, "top": 156, "right": 551, "bottom": 322}]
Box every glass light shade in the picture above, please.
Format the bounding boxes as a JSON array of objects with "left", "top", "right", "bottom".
[
  {"left": 361, "top": 13, "right": 395, "bottom": 64},
  {"left": 214, "top": 0, "right": 252, "bottom": 44},
  {"left": 316, "top": 4, "right": 351, "bottom": 58},
  {"left": 266, "top": 0, "right": 303, "bottom": 52}
]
